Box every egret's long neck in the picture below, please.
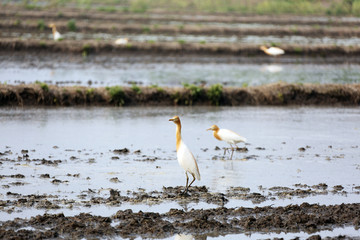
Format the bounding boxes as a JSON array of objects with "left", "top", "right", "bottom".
[
  {"left": 52, "top": 26, "right": 57, "bottom": 35},
  {"left": 213, "top": 129, "right": 221, "bottom": 141},
  {"left": 175, "top": 122, "right": 182, "bottom": 151}
]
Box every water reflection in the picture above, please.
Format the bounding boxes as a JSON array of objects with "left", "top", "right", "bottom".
[
  {"left": 3, "top": 31, "right": 360, "bottom": 46},
  {"left": 174, "top": 234, "right": 194, "bottom": 240},
  {"left": 1, "top": 62, "right": 360, "bottom": 87},
  {"left": 261, "top": 64, "right": 283, "bottom": 73}
]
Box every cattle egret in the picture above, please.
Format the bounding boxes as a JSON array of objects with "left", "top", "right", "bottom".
[
  {"left": 207, "top": 125, "right": 247, "bottom": 157},
  {"left": 260, "top": 46, "right": 285, "bottom": 57},
  {"left": 169, "top": 116, "right": 201, "bottom": 194},
  {"left": 48, "top": 23, "right": 63, "bottom": 41},
  {"left": 115, "top": 38, "right": 129, "bottom": 45}
]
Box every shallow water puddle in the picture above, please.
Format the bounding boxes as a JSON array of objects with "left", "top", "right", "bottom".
[
  {"left": 162, "top": 226, "right": 360, "bottom": 240},
  {"left": 3, "top": 30, "right": 360, "bottom": 47},
  {"left": 1, "top": 59, "right": 360, "bottom": 87},
  {"left": 0, "top": 106, "right": 359, "bottom": 238}
]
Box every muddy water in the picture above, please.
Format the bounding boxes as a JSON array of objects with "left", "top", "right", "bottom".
[
  {"left": 2, "top": 58, "right": 360, "bottom": 87},
  {"left": 1, "top": 106, "right": 359, "bottom": 223},
  {"left": 3, "top": 30, "right": 360, "bottom": 46}
]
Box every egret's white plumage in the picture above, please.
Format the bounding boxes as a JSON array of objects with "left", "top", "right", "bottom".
[
  {"left": 48, "top": 23, "right": 63, "bottom": 41},
  {"left": 260, "top": 46, "right": 285, "bottom": 56},
  {"left": 169, "top": 116, "right": 200, "bottom": 194},
  {"left": 207, "top": 125, "right": 246, "bottom": 153}
]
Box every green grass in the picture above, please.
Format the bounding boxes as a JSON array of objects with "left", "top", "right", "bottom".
[
  {"left": 35, "top": 81, "right": 49, "bottom": 92},
  {"left": 67, "top": 19, "right": 76, "bottom": 31},
  {"left": 178, "top": 39, "right": 186, "bottom": 45},
  {"left": 129, "top": 0, "right": 148, "bottom": 13},
  {"left": 97, "top": 6, "right": 117, "bottom": 12},
  {"left": 122, "top": 0, "right": 360, "bottom": 16},
  {"left": 150, "top": 84, "right": 164, "bottom": 92},
  {"left": 106, "top": 86, "right": 126, "bottom": 106},
  {"left": 14, "top": 19, "right": 21, "bottom": 26},
  {"left": 39, "top": 41, "right": 47, "bottom": 48},
  {"left": 183, "top": 83, "right": 204, "bottom": 105},
  {"left": 207, "top": 83, "right": 223, "bottom": 106},
  {"left": 82, "top": 44, "right": 91, "bottom": 57},
  {"left": 142, "top": 26, "right": 151, "bottom": 33},
  {"left": 86, "top": 88, "right": 95, "bottom": 96},
  {"left": 16, "top": 0, "right": 360, "bottom": 16},
  {"left": 37, "top": 19, "right": 45, "bottom": 31},
  {"left": 131, "top": 84, "right": 142, "bottom": 94}
]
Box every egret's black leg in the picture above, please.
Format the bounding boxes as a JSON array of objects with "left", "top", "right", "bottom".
[
  {"left": 182, "top": 172, "right": 189, "bottom": 194},
  {"left": 188, "top": 174, "right": 196, "bottom": 189}
]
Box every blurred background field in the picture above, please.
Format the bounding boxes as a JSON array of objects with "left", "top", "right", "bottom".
[{"left": 8, "top": 0, "right": 360, "bottom": 16}]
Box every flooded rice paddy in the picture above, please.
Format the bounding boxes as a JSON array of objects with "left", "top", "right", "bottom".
[
  {"left": 3, "top": 31, "right": 360, "bottom": 47},
  {"left": 1, "top": 7, "right": 360, "bottom": 238},
  {"left": 1, "top": 106, "right": 360, "bottom": 238},
  {"left": 2, "top": 56, "right": 360, "bottom": 87}
]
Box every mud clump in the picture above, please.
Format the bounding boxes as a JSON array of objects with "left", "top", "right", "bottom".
[
  {"left": 113, "top": 148, "right": 130, "bottom": 154},
  {"left": 0, "top": 203, "right": 359, "bottom": 239}
]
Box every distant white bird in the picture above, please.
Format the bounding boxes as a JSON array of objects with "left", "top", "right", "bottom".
[
  {"left": 115, "top": 38, "right": 129, "bottom": 45},
  {"left": 207, "top": 124, "right": 247, "bottom": 156},
  {"left": 169, "top": 116, "right": 201, "bottom": 194},
  {"left": 48, "top": 23, "right": 63, "bottom": 41},
  {"left": 260, "top": 46, "right": 285, "bottom": 57}
]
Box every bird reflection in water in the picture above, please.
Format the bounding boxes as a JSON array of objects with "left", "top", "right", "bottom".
[
  {"left": 261, "top": 64, "right": 283, "bottom": 73},
  {"left": 174, "top": 233, "right": 194, "bottom": 240}
]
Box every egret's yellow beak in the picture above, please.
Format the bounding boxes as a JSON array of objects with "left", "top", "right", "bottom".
[
  {"left": 169, "top": 118, "right": 174, "bottom": 121},
  {"left": 206, "top": 127, "right": 212, "bottom": 131}
]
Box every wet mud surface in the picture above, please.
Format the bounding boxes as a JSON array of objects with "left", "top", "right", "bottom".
[
  {"left": 1, "top": 201, "right": 360, "bottom": 239},
  {"left": 1, "top": 83, "right": 359, "bottom": 107},
  {"left": 2, "top": 6, "right": 360, "bottom": 27},
  {"left": 1, "top": 145, "right": 360, "bottom": 239},
  {"left": 2, "top": 38, "right": 360, "bottom": 58},
  {"left": 1, "top": 169, "right": 360, "bottom": 239}
]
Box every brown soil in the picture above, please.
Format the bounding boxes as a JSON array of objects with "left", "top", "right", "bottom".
[
  {"left": 2, "top": 19, "right": 360, "bottom": 38},
  {"left": 1, "top": 38, "right": 360, "bottom": 58},
  {"left": 0, "top": 83, "right": 359, "bottom": 107},
  {"left": 1, "top": 6, "right": 359, "bottom": 27},
  {"left": 1, "top": 151, "right": 360, "bottom": 239},
  {"left": 0, "top": 199, "right": 359, "bottom": 239}
]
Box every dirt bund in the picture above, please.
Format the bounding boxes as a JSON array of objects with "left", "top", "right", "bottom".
[
  {"left": 0, "top": 202, "right": 359, "bottom": 239},
  {"left": 2, "top": 21, "right": 360, "bottom": 38},
  {"left": 2, "top": 39, "right": 360, "bottom": 57},
  {"left": 1, "top": 6, "right": 359, "bottom": 27},
  {"left": 0, "top": 83, "right": 359, "bottom": 107}
]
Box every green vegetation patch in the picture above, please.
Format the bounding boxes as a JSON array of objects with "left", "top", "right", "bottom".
[
  {"left": 35, "top": 81, "right": 49, "bottom": 92},
  {"left": 37, "top": 19, "right": 45, "bottom": 31},
  {"left": 106, "top": 86, "right": 126, "bottom": 106},
  {"left": 131, "top": 84, "right": 142, "bottom": 94},
  {"left": 207, "top": 83, "right": 223, "bottom": 106},
  {"left": 183, "top": 83, "right": 204, "bottom": 105},
  {"left": 67, "top": 19, "right": 77, "bottom": 31}
]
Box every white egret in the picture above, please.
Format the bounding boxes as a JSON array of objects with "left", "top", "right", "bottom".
[
  {"left": 260, "top": 45, "right": 285, "bottom": 57},
  {"left": 169, "top": 116, "right": 200, "bottom": 194},
  {"left": 115, "top": 38, "right": 129, "bottom": 45},
  {"left": 48, "top": 23, "right": 63, "bottom": 41},
  {"left": 207, "top": 124, "right": 247, "bottom": 157}
]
